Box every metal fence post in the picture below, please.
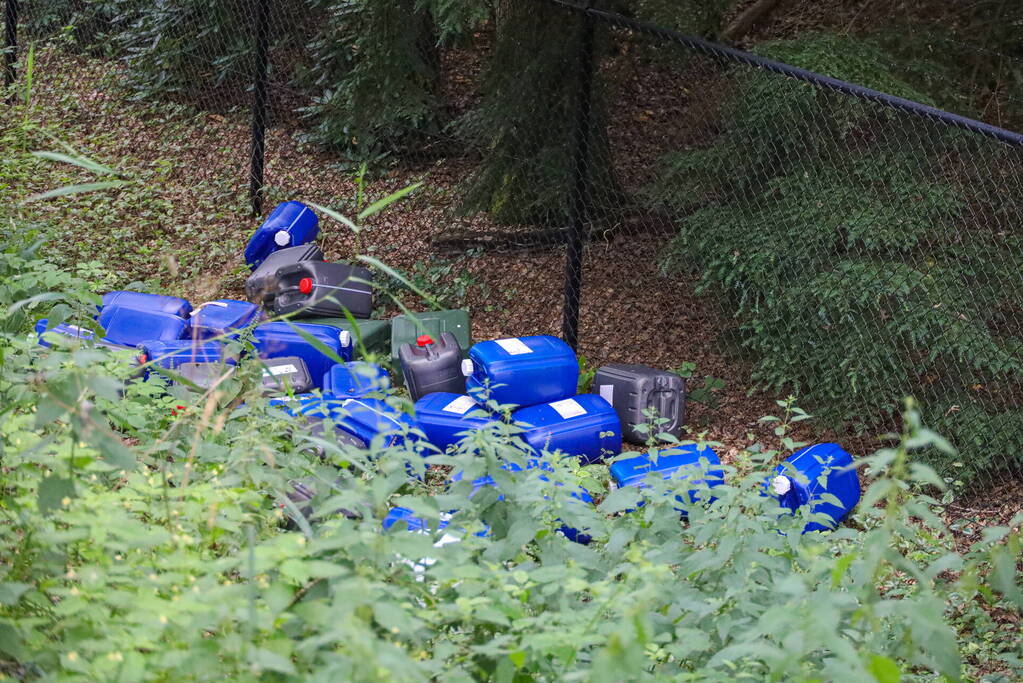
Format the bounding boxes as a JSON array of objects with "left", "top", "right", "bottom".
[
  {"left": 561, "top": 2, "right": 596, "bottom": 350},
  {"left": 3, "top": 0, "right": 19, "bottom": 91},
  {"left": 249, "top": 0, "right": 271, "bottom": 217}
]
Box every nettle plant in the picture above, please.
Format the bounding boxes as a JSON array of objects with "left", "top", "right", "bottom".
[
  {"left": 650, "top": 34, "right": 1023, "bottom": 483},
  {"left": 1, "top": 229, "right": 1022, "bottom": 680}
]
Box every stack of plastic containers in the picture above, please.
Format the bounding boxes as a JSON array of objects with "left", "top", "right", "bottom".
[
  {"left": 28, "top": 195, "right": 871, "bottom": 545},
  {"left": 461, "top": 335, "right": 622, "bottom": 463},
  {"left": 242, "top": 201, "right": 374, "bottom": 325},
  {"left": 37, "top": 291, "right": 193, "bottom": 351},
  {"left": 410, "top": 334, "right": 622, "bottom": 461}
]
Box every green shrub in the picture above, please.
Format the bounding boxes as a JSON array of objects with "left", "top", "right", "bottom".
[
  {"left": 21, "top": 0, "right": 132, "bottom": 56},
  {"left": 1, "top": 227, "right": 1021, "bottom": 680},
  {"left": 297, "top": 0, "right": 448, "bottom": 161},
  {"left": 650, "top": 34, "right": 1023, "bottom": 482},
  {"left": 116, "top": 0, "right": 259, "bottom": 101},
  {"left": 457, "top": 1, "right": 621, "bottom": 226}
]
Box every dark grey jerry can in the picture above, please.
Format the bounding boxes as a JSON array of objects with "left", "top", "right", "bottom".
[
  {"left": 398, "top": 332, "right": 465, "bottom": 402},
  {"left": 260, "top": 356, "right": 314, "bottom": 395},
  {"left": 176, "top": 362, "right": 236, "bottom": 390},
  {"left": 272, "top": 261, "right": 374, "bottom": 319},
  {"left": 591, "top": 364, "right": 685, "bottom": 444},
  {"left": 245, "top": 244, "right": 324, "bottom": 307}
]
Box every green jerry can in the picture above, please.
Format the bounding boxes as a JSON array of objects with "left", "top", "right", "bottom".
[
  {"left": 389, "top": 309, "right": 472, "bottom": 384},
  {"left": 300, "top": 317, "right": 392, "bottom": 359}
]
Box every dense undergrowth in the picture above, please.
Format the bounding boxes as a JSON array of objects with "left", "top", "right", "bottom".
[
  {"left": 651, "top": 34, "right": 1023, "bottom": 484},
  {"left": 1, "top": 219, "right": 1022, "bottom": 680}
]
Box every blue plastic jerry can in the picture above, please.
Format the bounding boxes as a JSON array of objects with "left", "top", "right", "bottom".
[
  {"left": 464, "top": 335, "right": 578, "bottom": 407},
  {"left": 253, "top": 321, "right": 353, "bottom": 390},
  {"left": 512, "top": 394, "right": 621, "bottom": 464},
  {"left": 190, "top": 300, "right": 262, "bottom": 339},
  {"left": 101, "top": 291, "right": 192, "bottom": 319},
  {"left": 322, "top": 362, "right": 391, "bottom": 399},
  {"left": 770, "top": 443, "right": 860, "bottom": 533},
  {"left": 138, "top": 339, "right": 235, "bottom": 370},
  {"left": 270, "top": 392, "right": 342, "bottom": 419},
  {"left": 35, "top": 319, "right": 133, "bottom": 350},
  {"left": 382, "top": 508, "right": 491, "bottom": 542},
  {"left": 610, "top": 444, "right": 725, "bottom": 512},
  {"left": 413, "top": 392, "right": 499, "bottom": 451},
  {"left": 269, "top": 394, "right": 369, "bottom": 451},
  {"left": 98, "top": 306, "right": 190, "bottom": 347},
  {"left": 35, "top": 321, "right": 124, "bottom": 351},
  {"left": 383, "top": 507, "right": 433, "bottom": 533},
  {"left": 331, "top": 397, "right": 418, "bottom": 449},
  {"left": 244, "top": 201, "right": 319, "bottom": 270},
  {"left": 451, "top": 462, "right": 594, "bottom": 544}
]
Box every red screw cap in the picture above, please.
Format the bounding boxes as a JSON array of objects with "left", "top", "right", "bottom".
[
  {"left": 299, "top": 277, "right": 313, "bottom": 295},
  {"left": 416, "top": 334, "right": 434, "bottom": 347}
]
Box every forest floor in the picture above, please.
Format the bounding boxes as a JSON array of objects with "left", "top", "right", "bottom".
[{"left": 2, "top": 45, "right": 1020, "bottom": 539}]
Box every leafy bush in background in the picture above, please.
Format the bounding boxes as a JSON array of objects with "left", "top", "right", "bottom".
[
  {"left": 650, "top": 34, "right": 1023, "bottom": 482},
  {"left": 19, "top": 0, "right": 133, "bottom": 57},
  {"left": 457, "top": 1, "right": 623, "bottom": 226},
  {"left": 115, "top": 0, "right": 260, "bottom": 102},
  {"left": 297, "top": 0, "right": 487, "bottom": 161},
  {"left": 1, "top": 224, "right": 1022, "bottom": 680}
]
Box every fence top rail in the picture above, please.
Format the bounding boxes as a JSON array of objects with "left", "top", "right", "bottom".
[{"left": 541, "top": 0, "right": 1023, "bottom": 148}]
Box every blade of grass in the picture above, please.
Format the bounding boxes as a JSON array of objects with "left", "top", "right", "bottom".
[
  {"left": 308, "top": 202, "right": 360, "bottom": 234},
  {"left": 24, "top": 181, "right": 129, "bottom": 203},
  {"left": 357, "top": 182, "right": 422, "bottom": 221},
  {"left": 357, "top": 255, "right": 441, "bottom": 311},
  {"left": 31, "top": 151, "right": 120, "bottom": 176}
]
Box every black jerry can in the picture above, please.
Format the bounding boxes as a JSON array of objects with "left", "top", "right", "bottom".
[
  {"left": 272, "top": 261, "right": 374, "bottom": 319},
  {"left": 245, "top": 244, "right": 324, "bottom": 307},
  {"left": 592, "top": 363, "right": 685, "bottom": 444},
  {"left": 398, "top": 332, "right": 465, "bottom": 402}
]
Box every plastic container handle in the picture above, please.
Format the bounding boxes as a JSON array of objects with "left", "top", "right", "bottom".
[{"left": 194, "top": 301, "right": 228, "bottom": 311}]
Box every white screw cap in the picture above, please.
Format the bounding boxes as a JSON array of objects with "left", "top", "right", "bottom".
[
  {"left": 771, "top": 475, "right": 792, "bottom": 495},
  {"left": 461, "top": 359, "right": 474, "bottom": 376},
  {"left": 338, "top": 331, "right": 352, "bottom": 347},
  {"left": 274, "top": 230, "right": 291, "bottom": 247}
]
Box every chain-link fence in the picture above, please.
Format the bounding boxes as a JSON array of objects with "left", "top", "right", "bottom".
[{"left": 4, "top": 0, "right": 1022, "bottom": 489}]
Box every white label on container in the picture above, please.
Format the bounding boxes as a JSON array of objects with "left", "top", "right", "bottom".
[
  {"left": 263, "top": 364, "right": 298, "bottom": 377},
  {"left": 442, "top": 395, "right": 476, "bottom": 414},
  {"left": 550, "top": 398, "right": 586, "bottom": 420},
  {"left": 495, "top": 337, "right": 532, "bottom": 355},
  {"left": 598, "top": 384, "right": 614, "bottom": 405}
]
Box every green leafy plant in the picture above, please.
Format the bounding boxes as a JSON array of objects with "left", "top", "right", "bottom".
[{"left": 1, "top": 224, "right": 1022, "bottom": 680}]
